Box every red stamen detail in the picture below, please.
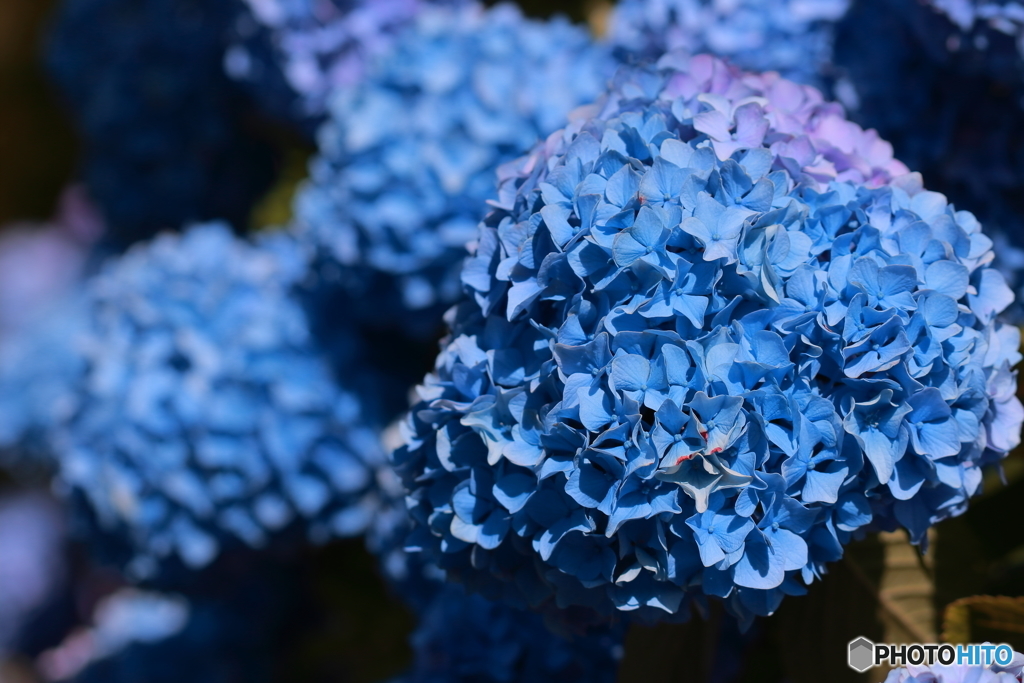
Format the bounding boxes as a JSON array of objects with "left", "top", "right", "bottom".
[
  {"left": 708, "top": 447, "right": 723, "bottom": 455},
  {"left": 674, "top": 453, "right": 694, "bottom": 465}
]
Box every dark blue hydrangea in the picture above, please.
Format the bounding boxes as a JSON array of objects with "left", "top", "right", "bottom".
[
  {"left": 398, "top": 583, "right": 623, "bottom": 683},
  {"left": 394, "top": 54, "right": 1023, "bottom": 625},
  {"left": 57, "top": 223, "right": 386, "bottom": 578},
  {"left": 832, "top": 0, "right": 1024, "bottom": 305},
  {"left": 67, "top": 565, "right": 310, "bottom": 683},
  {"left": 224, "top": 0, "right": 436, "bottom": 133},
  {"left": 608, "top": 0, "right": 850, "bottom": 90},
  {"left": 928, "top": 0, "right": 1024, "bottom": 54},
  {"left": 46, "top": 0, "right": 280, "bottom": 249},
  {"left": 294, "top": 1, "right": 616, "bottom": 324},
  {"left": 366, "top": 425, "right": 624, "bottom": 683}
]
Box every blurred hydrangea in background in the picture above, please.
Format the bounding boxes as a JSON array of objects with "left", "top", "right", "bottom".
[
  {"left": 608, "top": 0, "right": 851, "bottom": 89},
  {"left": 0, "top": 186, "right": 103, "bottom": 470},
  {"left": 0, "top": 186, "right": 102, "bottom": 339},
  {"left": 295, "top": 2, "right": 615, "bottom": 318},
  {"left": 0, "top": 492, "right": 66, "bottom": 659},
  {"left": 396, "top": 53, "right": 1022, "bottom": 624},
  {"left": 58, "top": 224, "right": 386, "bottom": 577},
  {"left": 290, "top": 1, "right": 616, "bottom": 424},
  {"left": 930, "top": 0, "right": 1024, "bottom": 54},
  {"left": 36, "top": 589, "right": 190, "bottom": 681},
  {"left": 224, "top": 0, "right": 437, "bottom": 132}
]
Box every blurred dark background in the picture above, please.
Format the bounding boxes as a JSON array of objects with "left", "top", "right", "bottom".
[{"left": 0, "top": 0, "right": 77, "bottom": 227}]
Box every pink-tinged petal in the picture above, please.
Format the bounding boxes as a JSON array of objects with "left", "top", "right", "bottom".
[
  {"left": 694, "top": 109, "right": 733, "bottom": 142},
  {"left": 711, "top": 139, "right": 744, "bottom": 161},
  {"left": 734, "top": 102, "right": 769, "bottom": 147},
  {"left": 771, "top": 135, "right": 816, "bottom": 167},
  {"left": 765, "top": 77, "right": 805, "bottom": 113},
  {"left": 812, "top": 115, "right": 860, "bottom": 154},
  {"left": 803, "top": 158, "right": 838, "bottom": 183}
]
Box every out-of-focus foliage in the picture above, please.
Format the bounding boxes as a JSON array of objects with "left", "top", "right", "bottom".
[
  {"left": 0, "top": 0, "right": 77, "bottom": 225},
  {"left": 45, "top": 0, "right": 283, "bottom": 250},
  {"left": 944, "top": 596, "right": 1024, "bottom": 651}
]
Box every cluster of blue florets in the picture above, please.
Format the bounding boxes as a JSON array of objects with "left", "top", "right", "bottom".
[
  {"left": 394, "top": 53, "right": 1023, "bottom": 624},
  {"left": 57, "top": 224, "right": 385, "bottom": 577},
  {"left": 607, "top": 0, "right": 1024, "bottom": 307},
  {"left": 295, "top": 2, "right": 616, "bottom": 318}
]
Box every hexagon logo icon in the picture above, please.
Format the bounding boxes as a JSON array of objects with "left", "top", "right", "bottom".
[{"left": 848, "top": 637, "right": 875, "bottom": 673}]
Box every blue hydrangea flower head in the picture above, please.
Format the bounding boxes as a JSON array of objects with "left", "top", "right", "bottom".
[
  {"left": 884, "top": 649, "right": 1024, "bottom": 682},
  {"left": 58, "top": 223, "right": 385, "bottom": 577},
  {"left": 394, "top": 53, "right": 1022, "bottom": 624},
  {"left": 294, "top": 1, "right": 616, "bottom": 317},
  {"left": 608, "top": 0, "right": 850, "bottom": 89},
  {"left": 225, "top": 0, "right": 438, "bottom": 129}
]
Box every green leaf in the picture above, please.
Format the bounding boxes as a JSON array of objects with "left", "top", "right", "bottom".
[
  {"left": 249, "top": 145, "right": 313, "bottom": 231},
  {"left": 943, "top": 596, "right": 1024, "bottom": 651}
]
